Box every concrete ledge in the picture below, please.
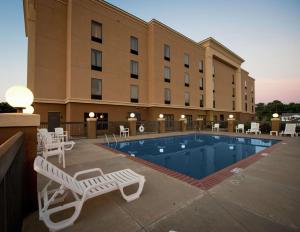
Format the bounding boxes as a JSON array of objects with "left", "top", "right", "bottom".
[{"left": 0, "top": 113, "right": 40, "bottom": 127}]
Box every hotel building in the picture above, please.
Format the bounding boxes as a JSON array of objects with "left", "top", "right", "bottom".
[{"left": 23, "top": 0, "right": 255, "bottom": 129}]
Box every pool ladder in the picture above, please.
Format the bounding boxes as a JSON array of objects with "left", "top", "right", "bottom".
[{"left": 105, "top": 134, "right": 118, "bottom": 146}]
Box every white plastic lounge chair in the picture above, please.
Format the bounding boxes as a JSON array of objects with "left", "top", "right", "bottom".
[
  {"left": 246, "top": 122, "right": 261, "bottom": 135},
  {"left": 235, "top": 124, "right": 244, "bottom": 133},
  {"left": 42, "top": 134, "right": 65, "bottom": 168},
  {"left": 280, "top": 123, "right": 298, "bottom": 137},
  {"left": 34, "top": 156, "right": 145, "bottom": 231},
  {"left": 54, "top": 127, "right": 68, "bottom": 142},
  {"left": 212, "top": 123, "right": 220, "bottom": 132},
  {"left": 120, "top": 125, "right": 129, "bottom": 137}
]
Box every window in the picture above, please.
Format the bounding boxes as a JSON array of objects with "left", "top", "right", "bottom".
[
  {"left": 200, "top": 95, "right": 204, "bottom": 107},
  {"left": 164, "top": 88, "right": 171, "bottom": 104},
  {"left": 213, "top": 92, "right": 216, "bottom": 108},
  {"left": 91, "top": 21, "right": 102, "bottom": 43},
  {"left": 199, "top": 60, "right": 204, "bottom": 73},
  {"left": 212, "top": 64, "right": 215, "bottom": 77},
  {"left": 251, "top": 86, "right": 254, "bottom": 93},
  {"left": 84, "top": 112, "right": 108, "bottom": 130},
  {"left": 184, "top": 92, "right": 190, "bottom": 106},
  {"left": 244, "top": 80, "right": 247, "bottom": 88},
  {"left": 164, "top": 44, "right": 170, "bottom": 61},
  {"left": 91, "top": 49, "right": 102, "bottom": 71},
  {"left": 232, "top": 100, "right": 235, "bottom": 111},
  {"left": 232, "top": 87, "right": 235, "bottom": 97},
  {"left": 245, "top": 103, "right": 248, "bottom": 111},
  {"left": 199, "top": 78, "right": 204, "bottom": 90},
  {"left": 252, "top": 97, "right": 254, "bottom": 103},
  {"left": 184, "top": 73, "right": 190, "bottom": 87},
  {"left": 164, "top": 66, "right": 170, "bottom": 82},
  {"left": 252, "top": 105, "right": 254, "bottom": 112},
  {"left": 130, "top": 85, "right": 139, "bottom": 103},
  {"left": 184, "top": 53, "right": 189, "bottom": 68},
  {"left": 91, "top": 78, "right": 102, "bottom": 100},
  {"left": 130, "top": 36, "right": 138, "bottom": 55},
  {"left": 245, "top": 93, "right": 247, "bottom": 101},
  {"left": 130, "top": 60, "right": 138, "bottom": 79},
  {"left": 232, "top": 75, "right": 235, "bottom": 85}
]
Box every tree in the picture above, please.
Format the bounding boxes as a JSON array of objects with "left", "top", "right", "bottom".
[{"left": 0, "top": 102, "right": 17, "bottom": 113}]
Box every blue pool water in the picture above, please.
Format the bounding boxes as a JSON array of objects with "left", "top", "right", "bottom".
[{"left": 107, "top": 134, "right": 278, "bottom": 180}]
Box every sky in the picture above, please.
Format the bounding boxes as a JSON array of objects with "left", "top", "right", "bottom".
[{"left": 0, "top": 0, "right": 299, "bottom": 104}]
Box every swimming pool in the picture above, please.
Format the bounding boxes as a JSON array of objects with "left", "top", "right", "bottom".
[{"left": 107, "top": 134, "right": 278, "bottom": 180}]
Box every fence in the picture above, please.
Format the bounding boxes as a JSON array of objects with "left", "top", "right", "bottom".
[
  {"left": 0, "top": 132, "right": 25, "bottom": 232},
  {"left": 39, "top": 120, "right": 300, "bottom": 137}
]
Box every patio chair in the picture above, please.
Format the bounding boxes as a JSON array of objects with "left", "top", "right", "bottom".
[
  {"left": 42, "top": 134, "right": 66, "bottom": 168},
  {"left": 246, "top": 122, "right": 261, "bottom": 135},
  {"left": 34, "top": 156, "right": 145, "bottom": 231},
  {"left": 55, "top": 127, "right": 69, "bottom": 142},
  {"left": 235, "top": 124, "right": 244, "bottom": 133},
  {"left": 280, "top": 123, "right": 298, "bottom": 137},
  {"left": 212, "top": 123, "right": 220, "bottom": 132},
  {"left": 120, "top": 125, "right": 129, "bottom": 137}
]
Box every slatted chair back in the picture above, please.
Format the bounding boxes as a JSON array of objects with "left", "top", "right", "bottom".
[
  {"left": 120, "top": 125, "right": 125, "bottom": 132},
  {"left": 55, "top": 127, "right": 64, "bottom": 136},
  {"left": 34, "top": 156, "right": 83, "bottom": 195},
  {"left": 285, "top": 123, "right": 296, "bottom": 134}
]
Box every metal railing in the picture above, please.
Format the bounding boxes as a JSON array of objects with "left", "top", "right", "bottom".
[
  {"left": 137, "top": 121, "right": 159, "bottom": 134},
  {"left": 0, "top": 132, "right": 25, "bottom": 232}
]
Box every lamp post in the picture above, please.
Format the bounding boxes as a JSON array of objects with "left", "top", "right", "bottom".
[
  {"left": 227, "top": 114, "right": 236, "bottom": 133},
  {"left": 157, "top": 114, "right": 165, "bottom": 133}
]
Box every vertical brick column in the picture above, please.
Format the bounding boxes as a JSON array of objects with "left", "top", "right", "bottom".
[
  {"left": 271, "top": 118, "right": 280, "bottom": 132},
  {"left": 179, "top": 118, "right": 187, "bottom": 132},
  {"left": 0, "top": 113, "right": 40, "bottom": 216},
  {"left": 128, "top": 118, "right": 137, "bottom": 136},
  {"left": 87, "top": 118, "right": 97, "bottom": 139},
  {"left": 227, "top": 118, "right": 236, "bottom": 133},
  {"left": 157, "top": 118, "right": 165, "bottom": 133},
  {"left": 196, "top": 118, "right": 204, "bottom": 131}
]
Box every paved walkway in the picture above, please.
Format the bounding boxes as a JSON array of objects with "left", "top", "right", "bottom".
[{"left": 23, "top": 132, "right": 300, "bottom": 232}]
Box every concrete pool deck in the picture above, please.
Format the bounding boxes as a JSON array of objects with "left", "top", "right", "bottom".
[{"left": 23, "top": 132, "right": 300, "bottom": 232}]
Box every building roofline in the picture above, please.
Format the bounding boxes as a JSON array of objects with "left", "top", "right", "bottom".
[{"left": 199, "top": 37, "right": 245, "bottom": 62}]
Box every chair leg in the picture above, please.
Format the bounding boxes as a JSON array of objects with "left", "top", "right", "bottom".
[{"left": 119, "top": 178, "right": 145, "bottom": 202}]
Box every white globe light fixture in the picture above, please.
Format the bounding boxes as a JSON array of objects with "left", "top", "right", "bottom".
[
  {"left": 89, "top": 112, "right": 95, "bottom": 118},
  {"left": 23, "top": 105, "right": 34, "bottom": 114},
  {"left": 5, "top": 86, "right": 34, "bottom": 112},
  {"left": 180, "top": 114, "right": 185, "bottom": 119},
  {"left": 159, "top": 114, "right": 164, "bottom": 119},
  {"left": 272, "top": 113, "right": 279, "bottom": 118},
  {"left": 229, "top": 114, "right": 234, "bottom": 119},
  {"left": 130, "top": 113, "right": 135, "bottom": 118}
]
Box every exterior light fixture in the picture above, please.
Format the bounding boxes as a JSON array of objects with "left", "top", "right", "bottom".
[
  {"left": 180, "top": 114, "right": 185, "bottom": 119},
  {"left": 272, "top": 113, "right": 279, "bottom": 118},
  {"left": 23, "top": 105, "right": 34, "bottom": 114},
  {"left": 5, "top": 86, "right": 34, "bottom": 112},
  {"left": 229, "top": 114, "right": 234, "bottom": 119},
  {"left": 100, "top": 114, "right": 104, "bottom": 119},
  {"left": 89, "top": 112, "right": 95, "bottom": 118},
  {"left": 130, "top": 113, "right": 135, "bottom": 118},
  {"left": 159, "top": 114, "right": 164, "bottom": 119}
]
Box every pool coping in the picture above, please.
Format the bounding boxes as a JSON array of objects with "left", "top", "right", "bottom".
[{"left": 96, "top": 134, "right": 282, "bottom": 190}]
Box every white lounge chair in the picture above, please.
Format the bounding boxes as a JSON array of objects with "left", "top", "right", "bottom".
[
  {"left": 235, "top": 124, "right": 244, "bottom": 133},
  {"left": 34, "top": 156, "right": 145, "bottom": 231},
  {"left": 54, "top": 127, "right": 68, "bottom": 142},
  {"left": 280, "top": 123, "right": 298, "bottom": 137},
  {"left": 246, "top": 122, "right": 261, "bottom": 135},
  {"left": 120, "top": 125, "right": 129, "bottom": 137},
  {"left": 212, "top": 123, "right": 220, "bottom": 132}
]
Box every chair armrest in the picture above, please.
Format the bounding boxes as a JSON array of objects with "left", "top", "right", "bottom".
[{"left": 73, "top": 168, "right": 104, "bottom": 180}]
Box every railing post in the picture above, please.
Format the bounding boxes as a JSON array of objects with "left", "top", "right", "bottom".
[
  {"left": 128, "top": 117, "right": 137, "bottom": 136},
  {"left": 87, "top": 118, "right": 97, "bottom": 139},
  {"left": 271, "top": 117, "right": 280, "bottom": 132},
  {"left": 0, "top": 113, "right": 40, "bottom": 217},
  {"left": 227, "top": 117, "right": 236, "bottom": 133},
  {"left": 157, "top": 118, "right": 165, "bottom": 133}
]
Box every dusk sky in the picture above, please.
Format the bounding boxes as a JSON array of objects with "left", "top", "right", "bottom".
[{"left": 0, "top": 0, "right": 299, "bottom": 103}]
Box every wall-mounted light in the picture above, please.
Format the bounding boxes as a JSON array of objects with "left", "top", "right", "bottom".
[
  {"left": 100, "top": 114, "right": 104, "bottom": 119},
  {"left": 89, "top": 112, "right": 95, "bottom": 118},
  {"left": 272, "top": 113, "right": 279, "bottom": 118},
  {"left": 159, "top": 114, "right": 164, "bottom": 119},
  {"left": 5, "top": 86, "right": 34, "bottom": 112},
  {"left": 180, "top": 114, "right": 185, "bottom": 119},
  {"left": 23, "top": 105, "right": 34, "bottom": 114},
  {"left": 130, "top": 113, "right": 135, "bottom": 118}
]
